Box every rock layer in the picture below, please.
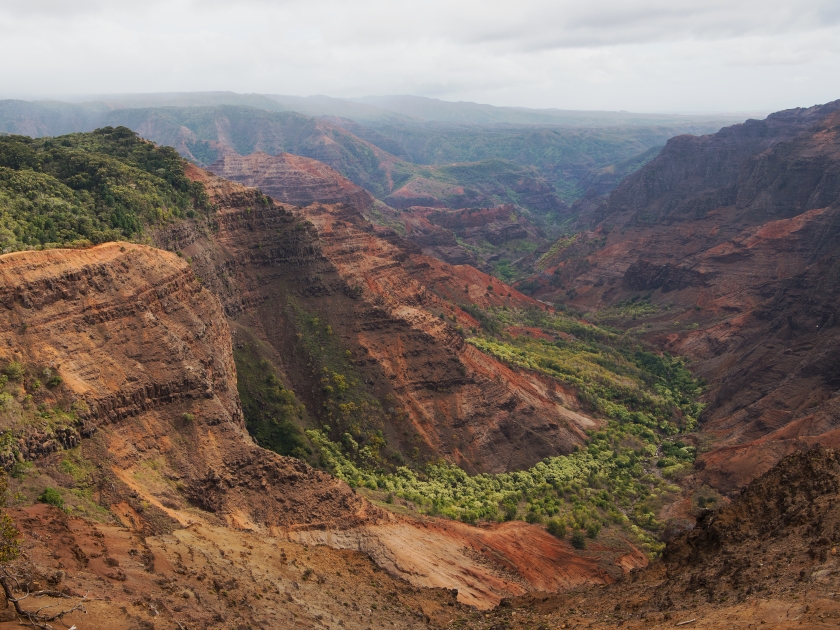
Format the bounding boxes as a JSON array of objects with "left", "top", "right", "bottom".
[
  {"left": 209, "top": 151, "right": 375, "bottom": 210},
  {"left": 159, "top": 167, "right": 598, "bottom": 474},
  {"left": 0, "top": 243, "right": 375, "bottom": 531}
]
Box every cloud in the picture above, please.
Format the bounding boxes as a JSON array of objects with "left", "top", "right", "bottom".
[{"left": 0, "top": 0, "right": 838, "bottom": 112}]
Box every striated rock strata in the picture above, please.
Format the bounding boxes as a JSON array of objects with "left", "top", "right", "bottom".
[
  {"left": 157, "top": 166, "right": 597, "bottom": 474},
  {"left": 0, "top": 243, "right": 375, "bottom": 531}
]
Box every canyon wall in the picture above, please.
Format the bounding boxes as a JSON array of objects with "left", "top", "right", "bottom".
[
  {"left": 156, "top": 166, "right": 597, "bottom": 474},
  {"left": 526, "top": 100, "right": 840, "bottom": 491},
  {"left": 0, "top": 243, "right": 375, "bottom": 532}
]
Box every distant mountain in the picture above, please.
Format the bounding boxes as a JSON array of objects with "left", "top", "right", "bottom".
[
  {"left": 70, "top": 90, "right": 292, "bottom": 112},
  {"left": 351, "top": 94, "right": 752, "bottom": 127},
  {"left": 0, "top": 99, "right": 108, "bottom": 137},
  {"left": 264, "top": 94, "right": 417, "bottom": 124},
  {"left": 332, "top": 118, "right": 688, "bottom": 201},
  {"left": 0, "top": 94, "right": 747, "bottom": 208}
]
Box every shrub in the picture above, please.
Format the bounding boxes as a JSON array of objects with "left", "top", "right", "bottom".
[
  {"left": 38, "top": 487, "right": 64, "bottom": 509},
  {"left": 546, "top": 518, "right": 566, "bottom": 539},
  {"left": 3, "top": 362, "right": 24, "bottom": 381},
  {"left": 570, "top": 531, "right": 586, "bottom": 550}
]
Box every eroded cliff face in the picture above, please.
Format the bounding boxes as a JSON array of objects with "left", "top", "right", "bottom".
[
  {"left": 158, "top": 166, "right": 596, "bottom": 475},
  {"left": 209, "top": 151, "right": 376, "bottom": 210},
  {"left": 0, "top": 243, "right": 375, "bottom": 532},
  {"left": 523, "top": 101, "right": 840, "bottom": 492},
  {"left": 0, "top": 241, "right": 637, "bottom": 618}
]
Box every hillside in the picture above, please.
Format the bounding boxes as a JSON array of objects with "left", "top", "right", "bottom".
[
  {"left": 477, "top": 447, "right": 840, "bottom": 628},
  {"left": 521, "top": 99, "right": 840, "bottom": 493},
  {"left": 349, "top": 95, "right": 748, "bottom": 128},
  {"left": 0, "top": 129, "right": 666, "bottom": 624},
  {"left": 2, "top": 100, "right": 838, "bottom": 626},
  {"left": 0, "top": 126, "right": 208, "bottom": 251},
  {"left": 333, "top": 118, "right": 713, "bottom": 201}
]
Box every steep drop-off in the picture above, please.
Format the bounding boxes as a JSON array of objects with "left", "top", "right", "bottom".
[
  {"left": 524, "top": 100, "right": 840, "bottom": 492},
  {"left": 0, "top": 242, "right": 374, "bottom": 532},
  {"left": 158, "top": 166, "right": 597, "bottom": 475}
]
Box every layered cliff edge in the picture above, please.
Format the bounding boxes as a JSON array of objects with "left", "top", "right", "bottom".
[{"left": 0, "top": 242, "right": 376, "bottom": 533}]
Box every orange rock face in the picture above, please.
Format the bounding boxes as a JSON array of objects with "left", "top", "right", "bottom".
[
  {"left": 209, "top": 151, "right": 375, "bottom": 210},
  {"left": 0, "top": 242, "right": 375, "bottom": 532}
]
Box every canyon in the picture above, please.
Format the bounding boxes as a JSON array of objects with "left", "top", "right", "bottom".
[
  {"left": 0, "top": 97, "right": 839, "bottom": 628},
  {"left": 525, "top": 99, "right": 840, "bottom": 492}
]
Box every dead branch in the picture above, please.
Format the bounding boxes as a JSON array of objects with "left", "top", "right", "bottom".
[{"left": 0, "top": 569, "right": 90, "bottom": 630}]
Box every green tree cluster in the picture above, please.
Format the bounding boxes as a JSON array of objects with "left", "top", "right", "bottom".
[{"left": 0, "top": 127, "right": 208, "bottom": 252}]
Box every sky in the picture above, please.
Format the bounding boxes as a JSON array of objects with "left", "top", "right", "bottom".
[{"left": 1, "top": 0, "right": 839, "bottom": 113}]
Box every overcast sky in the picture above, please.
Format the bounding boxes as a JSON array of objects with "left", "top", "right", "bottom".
[{"left": 1, "top": 0, "right": 839, "bottom": 113}]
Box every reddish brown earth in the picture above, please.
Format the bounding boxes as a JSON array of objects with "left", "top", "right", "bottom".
[
  {"left": 160, "top": 165, "right": 598, "bottom": 474},
  {"left": 0, "top": 504, "right": 461, "bottom": 629},
  {"left": 394, "top": 204, "right": 548, "bottom": 270},
  {"left": 208, "top": 151, "right": 376, "bottom": 210},
  {"left": 522, "top": 100, "right": 840, "bottom": 493},
  {"left": 0, "top": 243, "right": 375, "bottom": 532},
  {"left": 294, "top": 516, "right": 645, "bottom": 609},
  {"left": 207, "top": 150, "right": 552, "bottom": 274}
]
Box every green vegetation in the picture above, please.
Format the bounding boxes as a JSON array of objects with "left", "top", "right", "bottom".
[
  {"left": 536, "top": 235, "right": 577, "bottom": 270},
  {"left": 0, "top": 359, "right": 84, "bottom": 471},
  {"left": 592, "top": 295, "right": 660, "bottom": 322},
  {"left": 234, "top": 341, "right": 310, "bottom": 459},
  {"left": 0, "top": 127, "right": 208, "bottom": 252},
  {"left": 306, "top": 305, "right": 703, "bottom": 557},
  {"left": 286, "top": 298, "right": 391, "bottom": 467},
  {"left": 0, "top": 472, "right": 19, "bottom": 563},
  {"left": 37, "top": 486, "right": 64, "bottom": 509}
]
